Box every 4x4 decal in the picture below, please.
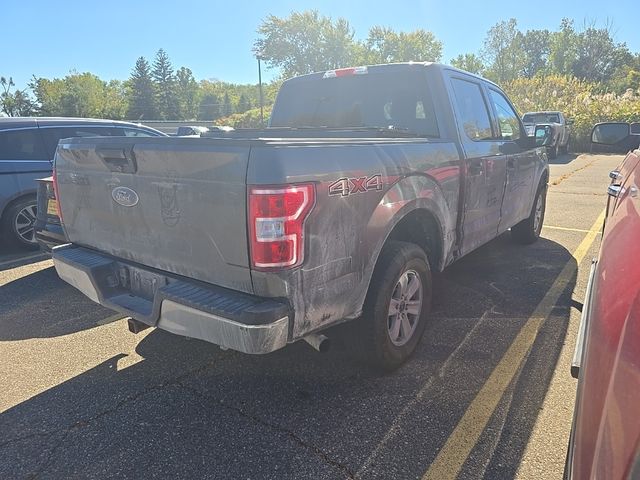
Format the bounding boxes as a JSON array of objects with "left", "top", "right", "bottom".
[{"left": 328, "top": 174, "right": 383, "bottom": 197}]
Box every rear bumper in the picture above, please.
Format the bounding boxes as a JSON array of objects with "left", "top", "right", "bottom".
[{"left": 52, "top": 245, "right": 291, "bottom": 354}]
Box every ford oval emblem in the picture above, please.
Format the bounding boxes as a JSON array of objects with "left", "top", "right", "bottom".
[{"left": 112, "top": 186, "right": 139, "bottom": 207}]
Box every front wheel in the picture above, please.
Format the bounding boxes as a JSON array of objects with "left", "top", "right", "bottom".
[
  {"left": 511, "top": 183, "right": 546, "bottom": 244},
  {"left": 354, "top": 241, "right": 432, "bottom": 371}
]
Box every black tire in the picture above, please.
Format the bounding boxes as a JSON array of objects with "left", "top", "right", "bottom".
[
  {"left": 547, "top": 143, "right": 558, "bottom": 159},
  {"left": 354, "top": 241, "right": 432, "bottom": 371},
  {"left": 1, "top": 196, "right": 39, "bottom": 250},
  {"left": 511, "top": 182, "right": 547, "bottom": 245}
]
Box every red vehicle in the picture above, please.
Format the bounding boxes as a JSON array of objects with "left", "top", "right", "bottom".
[{"left": 566, "top": 122, "right": 640, "bottom": 479}]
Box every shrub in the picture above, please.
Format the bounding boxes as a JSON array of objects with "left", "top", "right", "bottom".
[{"left": 503, "top": 75, "right": 640, "bottom": 151}]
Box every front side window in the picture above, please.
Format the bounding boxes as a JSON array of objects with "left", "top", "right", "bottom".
[
  {"left": 119, "top": 128, "right": 158, "bottom": 137},
  {"left": 489, "top": 89, "right": 522, "bottom": 141},
  {"left": 0, "top": 129, "right": 48, "bottom": 161},
  {"left": 450, "top": 78, "right": 493, "bottom": 141}
]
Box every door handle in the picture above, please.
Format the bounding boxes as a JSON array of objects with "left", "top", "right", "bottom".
[
  {"left": 609, "top": 170, "right": 622, "bottom": 181},
  {"left": 468, "top": 160, "right": 483, "bottom": 176},
  {"left": 608, "top": 185, "right": 623, "bottom": 197}
]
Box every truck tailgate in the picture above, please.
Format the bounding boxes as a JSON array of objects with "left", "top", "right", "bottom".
[{"left": 54, "top": 137, "right": 253, "bottom": 294}]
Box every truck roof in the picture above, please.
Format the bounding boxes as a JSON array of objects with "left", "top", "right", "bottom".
[{"left": 283, "top": 62, "right": 497, "bottom": 88}]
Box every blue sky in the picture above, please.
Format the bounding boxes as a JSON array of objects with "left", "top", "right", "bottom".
[{"left": 2, "top": 0, "right": 638, "bottom": 90}]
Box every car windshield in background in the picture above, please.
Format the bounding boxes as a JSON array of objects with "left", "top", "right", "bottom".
[
  {"left": 270, "top": 70, "right": 440, "bottom": 137},
  {"left": 523, "top": 113, "right": 560, "bottom": 124}
]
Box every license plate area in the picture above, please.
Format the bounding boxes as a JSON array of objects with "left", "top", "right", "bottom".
[
  {"left": 47, "top": 199, "right": 58, "bottom": 216},
  {"left": 115, "top": 264, "right": 168, "bottom": 301}
]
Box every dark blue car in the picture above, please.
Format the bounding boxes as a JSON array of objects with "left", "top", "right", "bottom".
[{"left": 0, "top": 117, "right": 165, "bottom": 249}]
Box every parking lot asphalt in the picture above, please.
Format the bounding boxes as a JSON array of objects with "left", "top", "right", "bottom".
[{"left": 0, "top": 153, "right": 622, "bottom": 480}]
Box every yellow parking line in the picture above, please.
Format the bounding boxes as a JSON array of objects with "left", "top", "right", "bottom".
[
  {"left": 543, "top": 225, "right": 601, "bottom": 234},
  {"left": 422, "top": 209, "right": 605, "bottom": 480}
]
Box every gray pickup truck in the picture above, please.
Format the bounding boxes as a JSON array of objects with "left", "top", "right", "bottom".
[
  {"left": 522, "top": 111, "right": 572, "bottom": 159},
  {"left": 52, "top": 63, "right": 550, "bottom": 369}
]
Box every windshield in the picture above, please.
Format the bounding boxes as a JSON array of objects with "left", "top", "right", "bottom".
[
  {"left": 522, "top": 113, "right": 560, "bottom": 124},
  {"left": 270, "top": 69, "right": 440, "bottom": 137}
]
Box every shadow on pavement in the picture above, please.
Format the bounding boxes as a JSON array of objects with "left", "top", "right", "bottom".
[
  {"left": 0, "top": 234, "right": 577, "bottom": 479},
  {"left": 0, "top": 266, "right": 118, "bottom": 340}
]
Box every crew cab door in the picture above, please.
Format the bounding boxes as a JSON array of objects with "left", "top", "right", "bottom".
[
  {"left": 486, "top": 88, "right": 537, "bottom": 233},
  {"left": 448, "top": 75, "right": 507, "bottom": 256}
]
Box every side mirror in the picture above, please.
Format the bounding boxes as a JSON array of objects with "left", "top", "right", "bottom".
[
  {"left": 591, "top": 122, "right": 630, "bottom": 145},
  {"left": 566, "top": 118, "right": 574, "bottom": 126},
  {"left": 535, "top": 125, "right": 553, "bottom": 147}
]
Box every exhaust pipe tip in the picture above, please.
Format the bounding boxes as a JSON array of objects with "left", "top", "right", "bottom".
[{"left": 303, "top": 333, "right": 330, "bottom": 353}]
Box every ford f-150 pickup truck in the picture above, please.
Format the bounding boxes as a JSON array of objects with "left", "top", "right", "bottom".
[{"left": 52, "top": 63, "right": 550, "bottom": 370}]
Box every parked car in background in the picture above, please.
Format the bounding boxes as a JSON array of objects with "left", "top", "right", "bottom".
[
  {"left": 566, "top": 122, "right": 640, "bottom": 479},
  {"left": 522, "top": 111, "right": 572, "bottom": 159},
  {"left": 0, "top": 117, "right": 165, "bottom": 250},
  {"left": 176, "top": 125, "right": 209, "bottom": 136},
  {"left": 26, "top": 119, "right": 166, "bottom": 251}
]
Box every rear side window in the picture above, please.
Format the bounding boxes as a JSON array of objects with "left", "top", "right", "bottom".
[
  {"left": 0, "top": 129, "right": 48, "bottom": 161},
  {"left": 488, "top": 89, "right": 522, "bottom": 141},
  {"left": 40, "top": 126, "right": 115, "bottom": 158},
  {"left": 117, "top": 128, "right": 159, "bottom": 137},
  {"left": 271, "top": 69, "right": 440, "bottom": 137},
  {"left": 450, "top": 78, "right": 493, "bottom": 141}
]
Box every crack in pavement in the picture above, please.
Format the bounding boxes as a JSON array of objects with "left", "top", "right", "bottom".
[
  {"left": 550, "top": 160, "right": 595, "bottom": 186},
  {"left": 177, "top": 382, "right": 357, "bottom": 479},
  {"left": 2, "top": 360, "right": 219, "bottom": 479}
]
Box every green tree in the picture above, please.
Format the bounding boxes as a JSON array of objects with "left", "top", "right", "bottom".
[
  {"left": 519, "top": 29, "right": 551, "bottom": 77},
  {"left": 364, "top": 27, "right": 442, "bottom": 64},
  {"left": 152, "top": 49, "right": 179, "bottom": 119},
  {"left": 222, "top": 92, "right": 233, "bottom": 116},
  {"left": 254, "top": 10, "right": 358, "bottom": 77},
  {"left": 482, "top": 18, "right": 524, "bottom": 83},
  {"left": 548, "top": 18, "right": 578, "bottom": 76},
  {"left": 572, "top": 25, "right": 632, "bottom": 84},
  {"left": 450, "top": 53, "right": 484, "bottom": 74},
  {"left": 1, "top": 76, "right": 36, "bottom": 116},
  {"left": 127, "top": 56, "right": 157, "bottom": 120},
  {"left": 176, "top": 66, "right": 199, "bottom": 120},
  {"left": 237, "top": 93, "right": 252, "bottom": 113}
]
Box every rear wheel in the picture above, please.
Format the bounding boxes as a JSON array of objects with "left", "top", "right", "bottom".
[
  {"left": 511, "top": 182, "right": 546, "bottom": 245},
  {"left": 354, "top": 241, "right": 432, "bottom": 371},
  {"left": 2, "top": 196, "right": 39, "bottom": 250}
]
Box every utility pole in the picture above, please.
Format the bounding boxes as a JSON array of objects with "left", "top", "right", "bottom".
[{"left": 257, "top": 56, "right": 264, "bottom": 128}]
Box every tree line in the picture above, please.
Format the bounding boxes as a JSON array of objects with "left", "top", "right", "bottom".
[
  {"left": 1, "top": 48, "right": 274, "bottom": 121},
  {"left": 1, "top": 11, "right": 639, "bottom": 128}
]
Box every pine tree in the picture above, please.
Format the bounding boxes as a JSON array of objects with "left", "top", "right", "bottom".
[
  {"left": 151, "top": 49, "right": 179, "bottom": 120},
  {"left": 176, "top": 67, "right": 198, "bottom": 120},
  {"left": 127, "top": 57, "right": 157, "bottom": 120}
]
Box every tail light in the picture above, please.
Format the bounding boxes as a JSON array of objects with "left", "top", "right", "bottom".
[
  {"left": 248, "top": 184, "right": 315, "bottom": 270},
  {"left": 52, "top": 169, "right": 63, "bottom": 221}
]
